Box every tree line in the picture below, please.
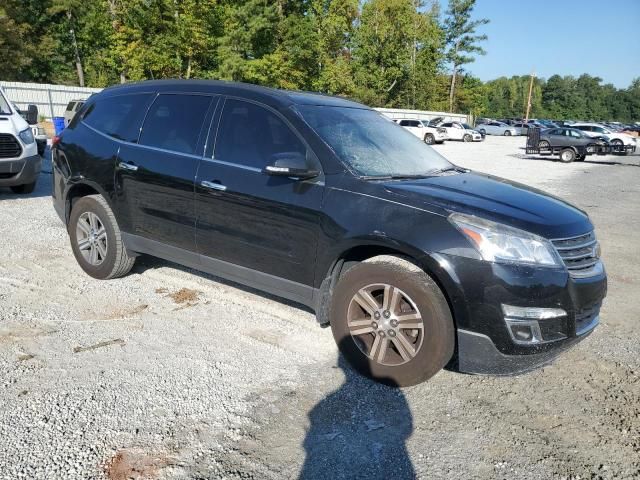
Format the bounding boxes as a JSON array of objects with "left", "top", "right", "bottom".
[{"left": 1, "top": 0, "right": 638, "bottom": 121}]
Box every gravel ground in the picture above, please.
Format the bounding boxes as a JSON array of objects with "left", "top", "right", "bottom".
[{"left": 0, "top": 135, "right": 638, "bottom": 479}]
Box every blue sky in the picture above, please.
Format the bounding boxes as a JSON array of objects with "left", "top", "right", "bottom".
[{"left": 446, "top": 0, "right": 640, "bottom": 88}]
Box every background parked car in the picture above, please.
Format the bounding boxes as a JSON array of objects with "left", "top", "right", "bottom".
[
  {"left": 435, "top": 121, "right": 483, "bottom": 142},
  {"left": 395, "top": 119, "right": 448, "bottom": 144},
  {"left": 538, "top": 127, "right": 607, "bottom": 162},
  {"left": 63, "top": 99, "right": 86, "bottom": 127},
  {"left": 571, "top": 123, "right": 637, "bottom": 152},
  {"left": 476, "top": 121, "right": 517, "bottom": 136}
]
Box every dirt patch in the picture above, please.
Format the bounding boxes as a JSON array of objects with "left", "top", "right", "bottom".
[
  {"left": 160, "top": 288, "right": 201, "bottom": 305},
  {"left": 73, "top": 338, "right": 125, "bottom": 354},
  {"left": 103, "top": 304, "right": 149, "bottom": 320},
  {"left": 105, "top": 449, "right": 171, "bottom": 480}
]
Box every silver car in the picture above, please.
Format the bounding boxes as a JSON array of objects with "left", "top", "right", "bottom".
[{"left": 477, "top": 121, "right": 517, "bottom": 136}]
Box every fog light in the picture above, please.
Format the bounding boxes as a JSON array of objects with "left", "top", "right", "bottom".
[
  {"left": 502, "top": 305, "right": 567, "bottom": 345},
  {"left": 502, "top": 305, "right": 566, "bottom": 320}
]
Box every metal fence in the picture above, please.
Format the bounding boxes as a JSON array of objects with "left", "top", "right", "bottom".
[
  {"left": 0, "top": 81, "right": 103, "bottom": 119},
  {"left": 375, "top": 107, "right": 470, "bottom": 124}
]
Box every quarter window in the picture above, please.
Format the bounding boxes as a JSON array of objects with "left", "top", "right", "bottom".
[
  {"left": 215, "top": 99, "right": 306, "bottom": 169},
  {"left": 83, "top": 93, "right": 152, "bottom": 142},
  {"left": 139, "top": 94, "right": 211, "bottom": 155}
]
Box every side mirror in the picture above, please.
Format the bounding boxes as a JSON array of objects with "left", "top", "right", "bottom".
[
  {"left": 26, "top": 105, "right": 38, "bottom": 125},
  {"left": 264, "top": 152, "right": 319, "bottom": 180}
]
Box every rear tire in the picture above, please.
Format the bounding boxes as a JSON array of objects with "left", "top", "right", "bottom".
[
  {"left": 559, "top": 148, "right": 576, "bottom": 163},
  {"left": 330, "top": 255, "right": 455, "bottom": 387},
  {"left": 424, "top": 133, "right": 435, "bottom": 145},
  {"left": 69, "top": 194, "right": 135, "bottom": 280},
  {"left": 504, "top": 130, "right": 512, "bottom": 136},
  {"left": 478, "top": 128, "right": 486, "bottom": 136},
  {"left": 10, "top": 181, "right": 36, "bottom": 194}
]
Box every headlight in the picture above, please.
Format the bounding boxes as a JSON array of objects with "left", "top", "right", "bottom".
[
  {"left": 18, "top": 128, "right": 35, "bottom": 145},
  {"left": 449, "top": 213, "right": 562, "bottom": 267}
]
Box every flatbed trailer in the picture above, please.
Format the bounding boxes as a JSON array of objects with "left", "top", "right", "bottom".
[{"left": 526, "top": 128, "right": 635, "bottom": 162}]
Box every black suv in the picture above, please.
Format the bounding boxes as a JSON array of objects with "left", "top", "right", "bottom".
[{"left": 52, "top": 80, "right": 606, "bottom": 386}]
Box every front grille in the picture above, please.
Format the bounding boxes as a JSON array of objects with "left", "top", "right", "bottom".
[
  {"left": 552, "top": 232, "right": 600, "bottom": 274},
  {"left": 0, "top": 134, "right": 22, "bottom": 159},
  {"left": 575, "top": 303, "right": 601, "bottom": 335}
]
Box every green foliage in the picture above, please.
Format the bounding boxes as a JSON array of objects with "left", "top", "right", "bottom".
[{"left": 0, "top": 0, "right": 638, "bottom": 121}]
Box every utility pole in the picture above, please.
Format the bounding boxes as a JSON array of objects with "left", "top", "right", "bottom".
[{"left": 524, "top": 71, "right": 535, "bottom": 122}]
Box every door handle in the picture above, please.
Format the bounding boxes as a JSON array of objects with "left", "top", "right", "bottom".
[
  {"left": 201, "top": 180, "right": 227, "bottom": 192},
  {"left": 119, "top": 162, "right": 138, "bottom": 172}
]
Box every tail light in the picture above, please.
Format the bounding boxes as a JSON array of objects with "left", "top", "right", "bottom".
[{"left": 51, "top": 135, "right": 61, "bottom": 147}]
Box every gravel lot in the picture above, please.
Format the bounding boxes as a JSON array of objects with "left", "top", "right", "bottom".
[{"left": 0, "top": 136, "right": 638, "bottom": 479}]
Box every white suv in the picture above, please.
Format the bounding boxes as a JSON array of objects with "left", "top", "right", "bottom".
[
  {"left": 571, "top": 123, "right": 636, "bottom": 153},
  {"left": 395, "top": 119, "right": 448, "bottom": 144},
  {"left": 0, "top": 87, "right": 41, "bottom": 193}
]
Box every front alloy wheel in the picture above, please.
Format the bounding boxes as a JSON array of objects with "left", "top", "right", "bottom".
[
  {"left": 347, "top": 284, "right": 424, "bottom": 366},
  {"left": 330, "top": 255, "right": 454, "bottom": 386}
]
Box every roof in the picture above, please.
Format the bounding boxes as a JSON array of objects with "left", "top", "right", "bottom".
[{"left": 100, "top": 79, "right": 367, "bottom": 110}]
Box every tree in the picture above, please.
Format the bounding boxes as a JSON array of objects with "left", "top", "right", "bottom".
[{"left": 442, "top": 0, "right": 488, "bottom": 112}]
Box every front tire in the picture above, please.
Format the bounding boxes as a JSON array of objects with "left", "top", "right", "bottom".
[
  {"left": 69, "top": 194, "right": 135, "bottom": 280},
  {"left": 424, "top": 133, "right": 435, "bottom": 145},
  {"left": 463, "top": 134, "right": 472, "bottom": 142},
  {"left": 610, "top": 139, "right": 626, "bottom": 155},
  {"left": 559, "top": 148, "right": 576, "bottom": 163},
  {"left": 330, "top": 256, "right": 455, "bottom": 387},
  {"left": 10, "top": 181, "right": 37, "bottom": 194}
]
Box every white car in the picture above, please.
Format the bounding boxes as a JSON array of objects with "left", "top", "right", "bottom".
[
  {"left": 438, "top": 121, "right": 483, "bottom": 142},
  {"left": 64, "top": 99, "right": 86, "bottom": 127},
  {"left": 395, "top": 119, "right": 448, "bottom": 144},
  {"left": 570, "top": 123, "right": 636, "bottom": 152},
  {"left": 0, "top": 87, "right": 41, "bottom": 193},
  {"left": 477, "top": 121, "right": 517, "bottom": 136}
]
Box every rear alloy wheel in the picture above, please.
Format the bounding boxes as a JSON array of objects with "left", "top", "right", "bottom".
[
  {"left": 559, "top": 148, "right": 576, "bottom": 163},
  {"left": 504, "top": 130, "right": 512, "bottom": 136},
  {"left": 424, "top": 133, "right": 435, "bottom": 145},
  {"left": 330, "top": 255, "right": 454, "bottom": 387},
  {"left": 463, "top": 134, "right": 472, "bottom": 142},
  {"left": 69, "top": 194, "right": 136, "bottom": 279}
]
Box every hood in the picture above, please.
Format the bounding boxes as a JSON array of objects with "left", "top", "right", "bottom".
[
  {"left": 382, "top": 171, "right": 592, "bottom": 239},
  {"left": 0, "top": 112, "right": 29, "bottom": 136}
]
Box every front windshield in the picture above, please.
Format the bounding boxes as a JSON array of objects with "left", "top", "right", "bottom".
[
  {"left": 0, "top": 92, "right": 12, "bottom": 115},
  {"left": 296, "top": 105, "right": 451, "bottom": 177}
]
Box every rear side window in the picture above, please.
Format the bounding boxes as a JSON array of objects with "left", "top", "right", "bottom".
[
  {"left": 139, "top": 94, "right": 211, "bottom": 155},
  {"left": 214, "top": 99, "right": 306, "bottom": 169},
  {"left": 66, "top": 102, "right": 76, "bottom": 112},
  {"left": 83, "top": 93, "right": 152, "bottom": 142}
]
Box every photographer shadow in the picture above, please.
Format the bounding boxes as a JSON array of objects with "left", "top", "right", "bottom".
[{"left": 299, "top": 340, "right": 415, "bottom": 479}]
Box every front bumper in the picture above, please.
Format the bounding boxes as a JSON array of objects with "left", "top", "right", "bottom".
[
  {"left": 431, "top": 253, "right": 607, "bottom": 375},
  {"left": 0, "top": 154, "right": 42, "bottom": 187}
]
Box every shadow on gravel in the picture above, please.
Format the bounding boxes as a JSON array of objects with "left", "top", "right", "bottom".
[
  {"left": 509, "top": 152, "right": 639, "bottom": 166},
  {"left": 0, "top": 149, "right": 52, "bottom": 200},
  {"left": 299, "top": 344, "right": 415, "bottom": 479},
  {"left": 133, "top": 255, "right": 316, "bottom": 314}
]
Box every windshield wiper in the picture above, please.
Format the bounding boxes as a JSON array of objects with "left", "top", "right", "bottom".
[{"left": 361, "top": 174, "right": 432, "bottom": 181}]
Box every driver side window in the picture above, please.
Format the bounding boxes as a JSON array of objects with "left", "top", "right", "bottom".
[{"left": 215, "top": 99, "right": 306, "bottom": 169}]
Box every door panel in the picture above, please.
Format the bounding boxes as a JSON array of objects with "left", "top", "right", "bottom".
[
  {"left": 195, "top": 98, "right": 323, "bottom": 287},
  {"left": 114, "top": 94, "right": 216, "bottom": 251}
]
